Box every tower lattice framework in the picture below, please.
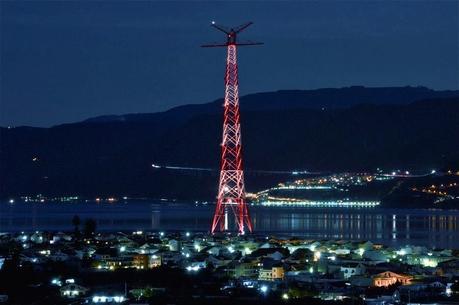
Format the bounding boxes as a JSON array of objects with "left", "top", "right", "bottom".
[{"left": 202, "top": 22, "right": 262, "bottom": 234}]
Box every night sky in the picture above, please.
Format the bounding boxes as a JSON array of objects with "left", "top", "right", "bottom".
[{"left": 1, "top": 1, "right": 458, "bottom": 127}]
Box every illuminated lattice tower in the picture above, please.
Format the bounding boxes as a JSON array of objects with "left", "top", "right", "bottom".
[{"left": 202, "top": 22, "right": 262, "bottom": 234}]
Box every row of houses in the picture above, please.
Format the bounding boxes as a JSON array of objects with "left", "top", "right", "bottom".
[{"left": 1, "top": 231, "right": 459, "bottom": 304}]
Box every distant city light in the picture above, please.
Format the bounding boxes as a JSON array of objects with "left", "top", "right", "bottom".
[{"left": 260, "top": 285, "right": 268, "bottom": 293}]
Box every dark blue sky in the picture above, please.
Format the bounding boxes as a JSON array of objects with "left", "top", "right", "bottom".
[{"left": 1, "top": 1, "right": 458, "bottom": 127}]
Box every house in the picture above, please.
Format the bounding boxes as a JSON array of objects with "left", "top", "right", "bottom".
[
  {"left": 259, "top": 259, "right": 285, "bottom": 281},
  {"left": 132, "top": 254, "right": 149, "bottom": 269},
  {"left": 60, "top": 283, "right": 89, "bottom": 298},
  {"left": 48, "top": 251, "right": 70, "bottom": 262},
  {"left": 340, "top": 263, "right": 366, "bottom": 279},
  {"left": 233, "top": 261, "right": 259, "bottom": 278},
  {"left": 168, "top": 239, "right": 181, "bottom": 252},
  {"left": 372, "top": 271, "right": 413, "bottom": 287},
  {"left": 364, "top": 291, "right": 400, "bottom": 305},
  {"left": 207, "top": 255, "right": 231, "bottom": 268},
  {"left": 149, "top": 254, "right": 161, "bottom": 268},
  {"left": 250, "top": 248, "right": 290, "bottom": 260}
]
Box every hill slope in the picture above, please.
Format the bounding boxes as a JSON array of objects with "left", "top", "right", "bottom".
[{"left": 1, "top": 87, "right": 458, "bottom": 200}]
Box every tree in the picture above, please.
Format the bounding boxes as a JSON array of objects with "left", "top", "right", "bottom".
[{"left": 83, "top": 218, "right": 97, "bottom": 237}]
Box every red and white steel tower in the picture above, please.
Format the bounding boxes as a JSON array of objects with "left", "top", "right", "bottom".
[{"left": 203, "top": 22, "right": 262, "bottom": 234}]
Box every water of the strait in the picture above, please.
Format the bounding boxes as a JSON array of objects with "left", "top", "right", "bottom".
[{"left": 1, "top": 201, "right": 459, "bottom": 248}]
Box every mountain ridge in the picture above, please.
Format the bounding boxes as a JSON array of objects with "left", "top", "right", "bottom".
[{"left": 78, "top": 85, "right": 458, "bottom": 126}]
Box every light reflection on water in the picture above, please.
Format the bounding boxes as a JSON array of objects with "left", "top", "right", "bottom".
[{"left": 2, "top": 202, "right": 459, "bottom": 248}]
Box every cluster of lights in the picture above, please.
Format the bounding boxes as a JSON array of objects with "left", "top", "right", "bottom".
[
  {"left": 92, "top": 296, "right": 125, "bottom": 303},
  {"left": 62, "top": 290, "right": 80, "bottom": 296},
  {"left": 260, "top": 200, "right": 380, "bottom": 208}
]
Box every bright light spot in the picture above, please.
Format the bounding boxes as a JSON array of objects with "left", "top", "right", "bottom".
[
  {"left": 431, "top": 169, "right": 436, "bottom": 174},
  {"left": 282, "top": 293, "right": 289, "bottom": 300},
  {"left": 113, "top": 296, "right": 124, "bottom": 303},
  {"left": 186, "top": 232, "right": 190, "bottom": 237},
  {"left": 211, "top": 20, "right": 216, "bottom": 25},
  {"left": 314, "top": 251, "right": 321, "bottom": 261},
  {"left": 309, "top": 266, "right": 314, "bottom": 273},
  {"left": 397, "top": 249, "right": 406, "bottom": 256},
  {"left": 260, "top": 285, "right": 268, "bottom": 293},
  {"left": 358, "top": 248, "right": 365, "bottom": 256},
  {"left": 421, "top": 258, "right": 438, "bottom": 267},
  {"left": 244, "top": 247, "right": 251, "bottom": 255},
  {"left": 8, "top": 199, "right": 14, "bottom": 204},
  {"left": 120, "top": 246, "right": 126, "bottom": 252},
  {"left": 186, "top": 265, "right": 200, "bottom": 272},
  {"left": 228, "top": 246, "right": 235, "bottom": 253},
  {"left": 159, "top": 232, "right": 165, "bottom": 237}
]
